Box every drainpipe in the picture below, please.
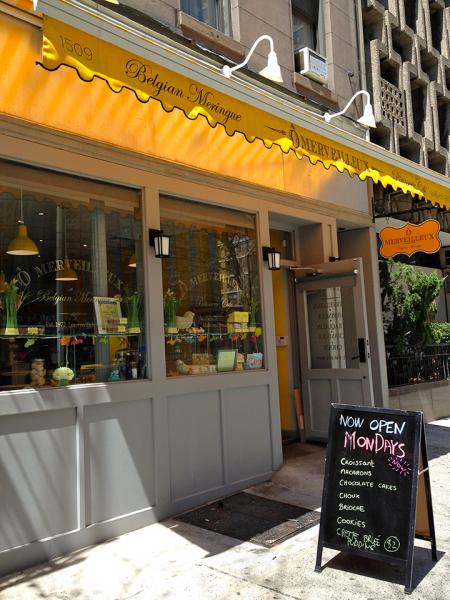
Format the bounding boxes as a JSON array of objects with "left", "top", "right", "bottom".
[{"left": 354, "top": 0, "right": 368, "bottom": 107}]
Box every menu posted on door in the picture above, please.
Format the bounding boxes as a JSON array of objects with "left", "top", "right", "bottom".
[{"left": 315, "top": 404, "right": 436, "bottom": 594}]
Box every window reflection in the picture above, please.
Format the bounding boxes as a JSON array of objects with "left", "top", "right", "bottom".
[
  {"left": 182, "top": 0, "right": 232, "bottom": 36},
  {"left": 307, "top": 286, "right": 359, "bottom": 369},
  {"left": 0, "top": 161, "right": 146, "bottom": 390},
  {"left": 292, "top": 0, "right": 319, "bottom": 52},
  {"left": 161, "top": 196, "right": 264, "bottom": 376}
]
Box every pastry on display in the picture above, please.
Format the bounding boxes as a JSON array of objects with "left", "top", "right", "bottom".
[{"left": 30, "top": 359, "right": 46, "bottom": 387}]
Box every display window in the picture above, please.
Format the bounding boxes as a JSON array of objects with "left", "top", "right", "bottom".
[
  {"left": 160, "top": 196, "right": 264, "bottom": 376},
  {"left": 0, "top": 161, "right": 146, "bottom": 391}
]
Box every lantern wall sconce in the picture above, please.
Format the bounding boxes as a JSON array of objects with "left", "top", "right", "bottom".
[
  {"left": 262, "top": 246, "right": 281, "bottom": 270},
  {"left": 149, "top": 229, "right": 170, "bottom": 258},
  {"left": 222, "top": 35, "right": 283, "bottom": 83}
]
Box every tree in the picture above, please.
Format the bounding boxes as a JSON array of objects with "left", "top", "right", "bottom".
[{"left": 380, "top": 259, "right": 444, "bottom": 354}]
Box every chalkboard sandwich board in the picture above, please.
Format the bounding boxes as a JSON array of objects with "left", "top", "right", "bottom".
[{"left": 315, "top": 404, "right": 437, "bottom": 594}]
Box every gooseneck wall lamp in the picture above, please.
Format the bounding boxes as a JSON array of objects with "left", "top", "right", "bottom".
[
  {"left": 149, "top": 229, "right": 170, "bottom": 258},
  {"left": 222, "top": 35, "right": 283, "bottom": 83},
  {"left": 324, "top": 90, "right": 376, "bottom": 129},
  {"left": 262, "top": 246, "right": 281, "bottom": 271}
]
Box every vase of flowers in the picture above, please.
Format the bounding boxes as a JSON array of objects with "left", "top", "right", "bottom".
[
  {"left": 123, "top": 290, "right": 142, "bottom": 334},
  {"left": 0, "top": 278, "right": 21, "bottom": 335},
  {"left": 163, "top": 288, "right": 178, "bottom": 334},
  {"left": 248, "top": 297, "right": 259, "bottom": 332}
]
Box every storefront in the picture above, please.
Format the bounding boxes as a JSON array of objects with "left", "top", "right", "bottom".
[{"left": 0, "top": 0, "right": 448, "bottom": 575}]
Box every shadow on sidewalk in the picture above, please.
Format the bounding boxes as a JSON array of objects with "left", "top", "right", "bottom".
[
  {"left": 321, "top": 545, "right": 445, "bottom": 593},
  {"left": 163, "top": 519, "right": 242, "bottom": 557},
  {"left": 0, "top": 544, "right": 97, "bottom": 595},
  {"left": 425, "top": 420, "right": 450, "bottom": 461}
]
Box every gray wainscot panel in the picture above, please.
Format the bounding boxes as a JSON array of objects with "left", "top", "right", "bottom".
[
  {"left": 86, "top": 398, "right": 155, "bottom": 525},
  {"left": 309, "top": 379, "right": 332, "bottom": 433},
  {"left": 338, "top": 379, "right": 364, "bottom": 403},
  {"left": 223, "top": 385, "right": 272, "bottom": 483},
  {"left": 0, "top": 408, "right": 77, "bottom": 552},
  {"left": 167, "top": 390, "right": 223, "bottom": 502}
]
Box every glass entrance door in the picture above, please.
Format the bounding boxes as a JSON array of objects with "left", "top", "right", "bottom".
[{"left": 295, "top": 258, "right": 374, "bottom": 440}]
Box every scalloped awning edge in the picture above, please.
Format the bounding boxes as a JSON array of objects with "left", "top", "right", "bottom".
[{"left": 39, "top": 15, "right": 449, "bottom": 209}]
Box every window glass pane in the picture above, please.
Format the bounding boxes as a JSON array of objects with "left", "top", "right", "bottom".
[
  {"left": 293, "top": 10, "right": 316, "bottom": 52},
  {"left": 182, "top": 0, "right": 216, "bottom": 26},
  {"left": 218, "top": 0, "right": 232, "bottom": 36},
  {"left": 0, "top": 161, "right": 147, "bottom": 391},
  {"left": 182, "top": 0, "right": 231, "bottom": 35},
  {"left": 307, "top": 286, "right": 359, "bottom": 369},
  {"left": 161, "top": 196, "right": 264, "bottom": 377},
  {"left": 292, "top": 0, "right": 319, "bottom": 22}
]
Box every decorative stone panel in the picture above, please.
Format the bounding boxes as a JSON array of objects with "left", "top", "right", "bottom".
[
  {"left": 380, "top": 78, "right": 405, "bottom": 126},
  {"left": 363, "top": 0, "right": 450, "bottom": 177}
]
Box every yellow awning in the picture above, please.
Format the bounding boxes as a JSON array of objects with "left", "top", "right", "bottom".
[{"left": 38, "top": 16, "right": 449, "bottom": 208}]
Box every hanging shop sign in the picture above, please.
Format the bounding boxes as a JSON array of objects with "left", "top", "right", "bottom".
[
  {"left": 37, "top": 15, "right": 450, "bottom": 206},
  {"left": 379, "top": 219, "right": 441, "bottom": 258},
  {"left": 315, "top": 404, "right": 437, "bottom": 594}
]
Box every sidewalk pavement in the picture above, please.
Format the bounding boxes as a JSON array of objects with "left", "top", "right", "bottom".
[{"left": 0, "top": 418, "right": 449, "bottom": 600}]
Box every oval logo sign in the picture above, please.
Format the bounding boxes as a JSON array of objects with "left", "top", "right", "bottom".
[{"left": 379, "top": 220, "right": 441, "bottom": 258}]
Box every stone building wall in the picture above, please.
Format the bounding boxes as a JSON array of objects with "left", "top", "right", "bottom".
[
  {"left": 362, "top": 0, "right": 450, "bottom": 176},
  {"left": 106, "top": 0, "right": 360, "bottom": 114}
]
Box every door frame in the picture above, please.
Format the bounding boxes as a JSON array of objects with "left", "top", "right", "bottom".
[{"left": 294, "top": 257, "right": 375, "bottom": 440}]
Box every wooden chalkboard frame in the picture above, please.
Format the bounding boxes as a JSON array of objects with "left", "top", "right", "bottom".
[{"left": 315, "top": 404, "right": 437, "bottom": 594}]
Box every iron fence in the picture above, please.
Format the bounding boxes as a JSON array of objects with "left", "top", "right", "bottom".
[{"left": 386, "top": 345, "right": 450, "bottom": 387}]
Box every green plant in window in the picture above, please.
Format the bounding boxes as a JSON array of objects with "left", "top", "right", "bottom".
[
  {"left": 163, "top": 288, "right": 178, "bottom": 334},
  {"left": 248, "top": 297, "right": 259, "bottom": 332},
  {"left": 123, "top": 289, "right": 142, "bottom": 334}
]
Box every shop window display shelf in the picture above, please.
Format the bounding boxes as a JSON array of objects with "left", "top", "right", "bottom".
[
  {"left": 164, "top": 331, "right": 258, "bottom": 337},
  {"left": 164, "top": 324, "right": 264, "bottom": 376},
  {"left": 0, "top": 332, "right": 141, "bottom": 340},
  {"left": 0, "top": 331, "right": 145, "bottom": 391},
  {"left": 164, "top": 323, "right": 263, "bottom": 336}
]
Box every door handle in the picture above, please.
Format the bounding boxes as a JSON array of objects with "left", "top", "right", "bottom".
[
  {"left": 352, "top": 339, "right": 367, "bottom": 362},
  {"left": 358, "top": 338, "right": 366, "bottom": 363}
]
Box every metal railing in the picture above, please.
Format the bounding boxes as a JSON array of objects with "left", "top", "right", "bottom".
[{"left": 386, "top": 345, "right": 450, "bottom": 387}]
